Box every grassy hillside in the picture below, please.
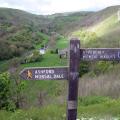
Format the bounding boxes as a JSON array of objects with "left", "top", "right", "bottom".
[
  {"left": 0, "top": 8, "right": 50, "bottom": 28},
  {"left": 73, "top": 5, "right": 120, "bottom": 48}
]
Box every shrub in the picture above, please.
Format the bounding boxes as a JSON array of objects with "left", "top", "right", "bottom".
[
  {"left": 50, "top": 50, "right": 56, "bottom": 54},
  {"left": 79, "top": 61, "right": 90, "bottom": 77},
  {"left": 0, "top": 72, "right": 16, "bottom": 111},
  {"left": 22, "top": 50, "right": 43, "bottom": 64}
]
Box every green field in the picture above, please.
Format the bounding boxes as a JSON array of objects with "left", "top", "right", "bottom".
[
  {"left": 22, "top": 52, "right": 67, "bottom": 68},
  {"left": 56, "top": 36, "right": 68, "bottom": 49}
]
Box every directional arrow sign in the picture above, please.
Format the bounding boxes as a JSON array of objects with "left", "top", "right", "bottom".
[
  {"left": 80, "top": 48, "right": 120, "bottom": 61},
  {"left": 20, "top": 67, "right": 69, "bottom": 80}
]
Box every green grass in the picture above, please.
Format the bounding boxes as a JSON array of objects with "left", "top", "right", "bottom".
[
  {"left": 20, "top": 50, "right": 68, "bottom": 105},
  {"left": 78, "top": 99, "right": 120, "bottom": 118},
  {"left": 0, "top": 104, "right": 66, "bottom": 120},
  {"left": 56, "top": 36, "right": 68, "bottom": 49},
  {"left": 1, "top": 97, "right": 120, "bottom": 120},
  {"left": 22, "top": 79, "right": 67, "bottom": 106},
  {"left": 22, "top": 51, "right": 67, "bottom": 68}
]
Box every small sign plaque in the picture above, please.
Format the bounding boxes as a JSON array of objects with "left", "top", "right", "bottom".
[
  {"left": 80, "top": 48, "right": 120, "bottom": 61},
  {"left": 20, "top": 67, "right": 68, "bottom": 80}
]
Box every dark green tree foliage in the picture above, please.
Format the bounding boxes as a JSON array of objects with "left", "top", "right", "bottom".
[
  {"left": 0, "top": 72, "right": 26, "bottom": 111},
  {"left": 10, "top": 74, "right": 26, "bottom": 109},
  {"left": 0, "top": 41, "right": 12, "bottom": 60},
  {"left": 0, "top": 40, "right": 25, "bottom": 60},
  {"left": 79, "top": 61, "right": 90, "bottom": 77},
  {"left": 0, "top": 72, "right": 15, "bottom": 111},
  {"left": 0, "top": 22, "right": 49, "bottom": 60}
]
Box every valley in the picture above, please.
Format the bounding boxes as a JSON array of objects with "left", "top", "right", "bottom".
[{"left": 1, "top": 5, "right": 120, "bottom": 120}]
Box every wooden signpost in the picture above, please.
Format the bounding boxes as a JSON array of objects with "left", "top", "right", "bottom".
[{"left": 20, "top": 38, "right": 120, "bottom": 120}]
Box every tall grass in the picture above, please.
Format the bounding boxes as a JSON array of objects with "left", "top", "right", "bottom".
[{"left": 78, "top": 64, "right": 120, "bottom": 98}]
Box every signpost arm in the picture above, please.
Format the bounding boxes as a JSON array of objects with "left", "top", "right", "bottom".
[{"left": 67, "top": 39, "right": 80, "bottom": 120}]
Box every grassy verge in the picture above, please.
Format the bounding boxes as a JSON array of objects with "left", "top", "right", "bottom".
[{"left": 1, "top": 96, "right": 120, "bottom": 120}]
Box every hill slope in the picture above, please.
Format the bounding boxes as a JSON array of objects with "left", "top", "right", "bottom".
[
  {"left": 0, "top": 8, "right": 50, "bottom": 60},
  {"left": 48, "top": 11, "right": 93, "bottom": 35},
  {"left": 73, "top": 5, "right": 120, "bottom": 48}
]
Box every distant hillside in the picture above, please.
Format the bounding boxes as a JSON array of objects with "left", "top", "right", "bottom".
[
  {"left": 1, "top": 5, "right": 120, "bottom": 60},
  {"left": 0, "top": 8, "right": 50, "bottom": 29},
  {"left": 0, "top": 8, "right": 93, "bottom": 60},
  {"left": 73, "top": 5, "right": 120, "bottom": 48},
  {"left": 48, "top": 11, "right": 93, "bottom": 35},
  {"left": 48, "top": 5, "right": 120, "bottom": 36},
  {"left": 80, "top": 5, "right": 120, "bottom": 27},
  {"left": 0, "top": 8, "right": 50, "bottom": 60}
]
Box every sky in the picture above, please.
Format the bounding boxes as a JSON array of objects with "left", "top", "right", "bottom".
[{"left": 0, "top": 0, "right": 120, "bottom": 15}]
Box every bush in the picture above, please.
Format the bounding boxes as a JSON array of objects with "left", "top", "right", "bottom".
[
  {"left": 79, "top": 61, "right": 90, "bottom": 77},
  {"left": 30, "top": 50, "right": 43, "bottom": 62},
  {"left": 22, "top": 50, "right": 43, "bottom": 64},
  {"left": 50, "top": 50, "right": 56, "bottom": 54},
  {"left": 0, "top": 72, "right": 16, "bottom": 111}
]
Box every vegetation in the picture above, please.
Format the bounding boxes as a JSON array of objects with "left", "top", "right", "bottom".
[
  {"left": 0, "top": 71, "right": 27, "bottom": 111},
  {"left": 22, "top": 51, "right": 67, "bottom": 68},
  {"left": 56, "top": 35, "right": 68, "bottom": 49},
  {"left": 0, "top": 8, "right": 50, "bottom": 60},
  {"left": 1, "top": 5, "right": 120, "bottom": 120},
  {"left": 0, "top": 72, "right": 14, "bottom": 111},
  {"left": 1, "top": 96, "right": 120, "bottom": 120},
  {"left": 21, "top": 50, "right": 43, "bottom": 64}
]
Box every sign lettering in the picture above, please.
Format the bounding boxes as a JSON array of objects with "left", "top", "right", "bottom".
[
  {"left": 20, "top": 67, "right": 68, "bottom": 80},
  {"left": 80, "top": 48, "right": 120, "bottom": 61}
]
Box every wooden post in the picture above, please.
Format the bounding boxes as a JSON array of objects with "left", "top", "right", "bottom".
[{"left": 67, "top": 39, "right": 80, "bottom": 120}]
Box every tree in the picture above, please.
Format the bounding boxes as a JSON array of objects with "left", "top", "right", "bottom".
[{"left": 0, "top": 72, "right": 15, "bottom": 111}]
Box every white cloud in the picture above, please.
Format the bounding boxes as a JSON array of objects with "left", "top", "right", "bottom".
[{"left": 0, "top": 0, "right": 120, "bottom": 15}]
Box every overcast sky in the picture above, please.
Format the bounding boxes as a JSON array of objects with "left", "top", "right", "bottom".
[{"left": 0, "top": 0, "right": 120, "bottom": 15}]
